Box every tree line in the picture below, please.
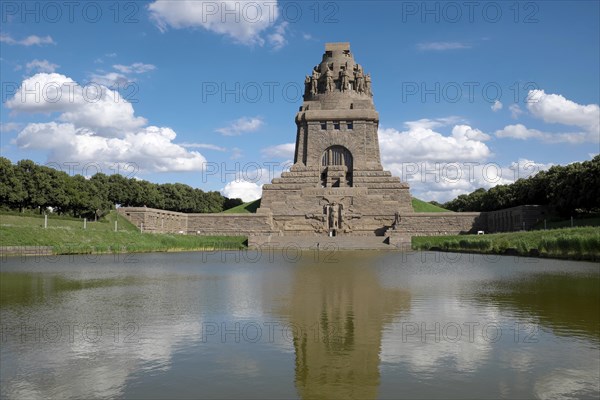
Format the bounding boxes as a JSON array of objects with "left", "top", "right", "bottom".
[
  {"left": 440, "top": 155, "right": 600, "bottom": 216},
  {"left": 0, "top": 158, "right": 243, "bottom": 218}
]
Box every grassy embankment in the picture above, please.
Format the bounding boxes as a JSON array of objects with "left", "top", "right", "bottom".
[
  {"left": 412, "top": 226, "right": 600, "bottom": 261},
  {"left": 0, "top": 211, "right": 246, "bottom": 254},
  {"left": 411, "top": 198, "right": 449, "bottom": 212},
  {"left": 221, "top": 199, "right": 261, "bottom": 213}
]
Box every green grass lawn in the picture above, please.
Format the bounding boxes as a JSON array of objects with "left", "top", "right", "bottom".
[
  {"left": 412, "top": 227, "right": 600, "bottom": 261},
  {"left": 221, "top": 199, "right": 261, "bottom": 213},
  {"left": 411, "top": 198, "right": 449, "bottom": 212},
  {"left": 0, "top": 211, "right": 246, "bottom": 254}
]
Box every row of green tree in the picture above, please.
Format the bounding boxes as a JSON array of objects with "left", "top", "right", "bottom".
[
  {"left": 0, "top": 158, "right": 243, "bottom": 218},
  {"left": 440, "top": 155, "right": 600, "bottom": 216}
]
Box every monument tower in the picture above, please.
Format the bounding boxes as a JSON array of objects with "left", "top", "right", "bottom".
[{"left": 257, "top": 42, "right": 413, "bottom": 240}]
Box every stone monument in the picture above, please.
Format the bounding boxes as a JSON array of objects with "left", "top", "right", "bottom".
[
  {"left": 119, "top": 42, "right": 484, "bottom": 247},
  {"left": 257, "top": 42, "right": 413, "bottom": 239}
]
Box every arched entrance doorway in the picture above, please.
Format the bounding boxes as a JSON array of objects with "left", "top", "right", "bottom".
[{"left": 321, "top": 145, "right": 353, "bottom": 187}]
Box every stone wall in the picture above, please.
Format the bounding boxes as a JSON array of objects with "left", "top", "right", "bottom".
[
  {"left": 118, "top": 207, "right": 188, "bottom": 233},
  {"left": 395, "top": 212, "right": 485, "bottom": 236},
  {"left": 187, "top": 213, "right": 273, "bottom": 236},
  {"left": 119, "top": 207, "right": 487, "bottom": 237},
  {"left": 118, "top": 207, "right": 273, "bottom": 237},
  {"left": 387, "top": 212, "right": 484, "bottom": 247}
]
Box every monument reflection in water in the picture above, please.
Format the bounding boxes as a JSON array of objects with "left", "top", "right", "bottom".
[{"left": 281, "top": 255, "right": 410, "bottom": 399}]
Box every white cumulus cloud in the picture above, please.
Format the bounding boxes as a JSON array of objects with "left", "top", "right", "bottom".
[
  {"left": 25, "top": 59, "right": 59, "bottom": 73},
  {"left": 220, "top": 161, "right": 292, "bottom": 201},
  {"left": 378, "top": 119, "right": 491, "bottom": 164},
  {"left": 261, "top": 143, "right": 295, "bottom": 159},
  {"left": 221, "top": 180, "right": 262, "bottom": 202},
  {"left": 7, "top": 73, "right": 207, "bottom": 173},
  {"left": 495, "top": 124, "right": 545, "bottom": 140},
  {"left": 491, "top": 100, "right": 503, "bottom": 112},
  {"left": 0, "top": 34, "right": 55, "bottom": 46},
  {"left": 376, "top": 118, "right": 556, "bottom": 202},
  {"left": 527, "top": 89, "right": 599, "bottom": 133},
  {"left": 494, "top": 91, "right": 600, "bottom": 144},
  {"left": 393, "top": 158, "right": 552, "bottom": 203},
  {"left": 6, "top": 73, "right": 146, "bottom": 135},
  {"left": 15, "top": 123, "right": 207, "bottom": 172},
  {"left": 216, "top": 116, "right": 264, "bottom": 136},
  {"left": 148, "top": 0, "right": 280, "bottom": 46}
]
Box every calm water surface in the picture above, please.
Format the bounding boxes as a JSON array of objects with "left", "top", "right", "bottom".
[{"left": 1, "top": 250, "right": 599, "bottom": 399}]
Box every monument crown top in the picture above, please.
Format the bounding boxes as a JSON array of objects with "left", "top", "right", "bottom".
[
  {"left": 325, "top": 42, "right": 350, "bottom": 52},
  {"left": 302, "top": 41, "right": 372, "bottom": 100}
]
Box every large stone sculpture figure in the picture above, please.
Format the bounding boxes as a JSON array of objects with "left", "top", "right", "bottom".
[
  {"left": 304, "top": 75, "right": 311, "bottom": 98},
  {"left": 365, "top": 73, "right": 372, "bottom": 96},
  {"left": 354, "top": 66, "right": 365, "bottom": 94},
  {"left": 324, "top": 66, "right": 334, "bottom": 93},
  {"left": 340, "top": 68, "right": 350, "bottom": 92},
  {"left": 311, "top": 67, "right": 320, "bottom": 95},
  {"left": 329, "top": 203, "right": 340, "bottom": 233}
]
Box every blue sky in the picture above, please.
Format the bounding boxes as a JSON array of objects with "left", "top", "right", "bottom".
[{"left": 1, "top": 0, "right": 599, "bottom": 202}]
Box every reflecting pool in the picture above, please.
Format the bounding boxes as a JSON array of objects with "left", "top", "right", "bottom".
[{"left": 1, "top": 250, "right": 598, "bottom": 399}]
